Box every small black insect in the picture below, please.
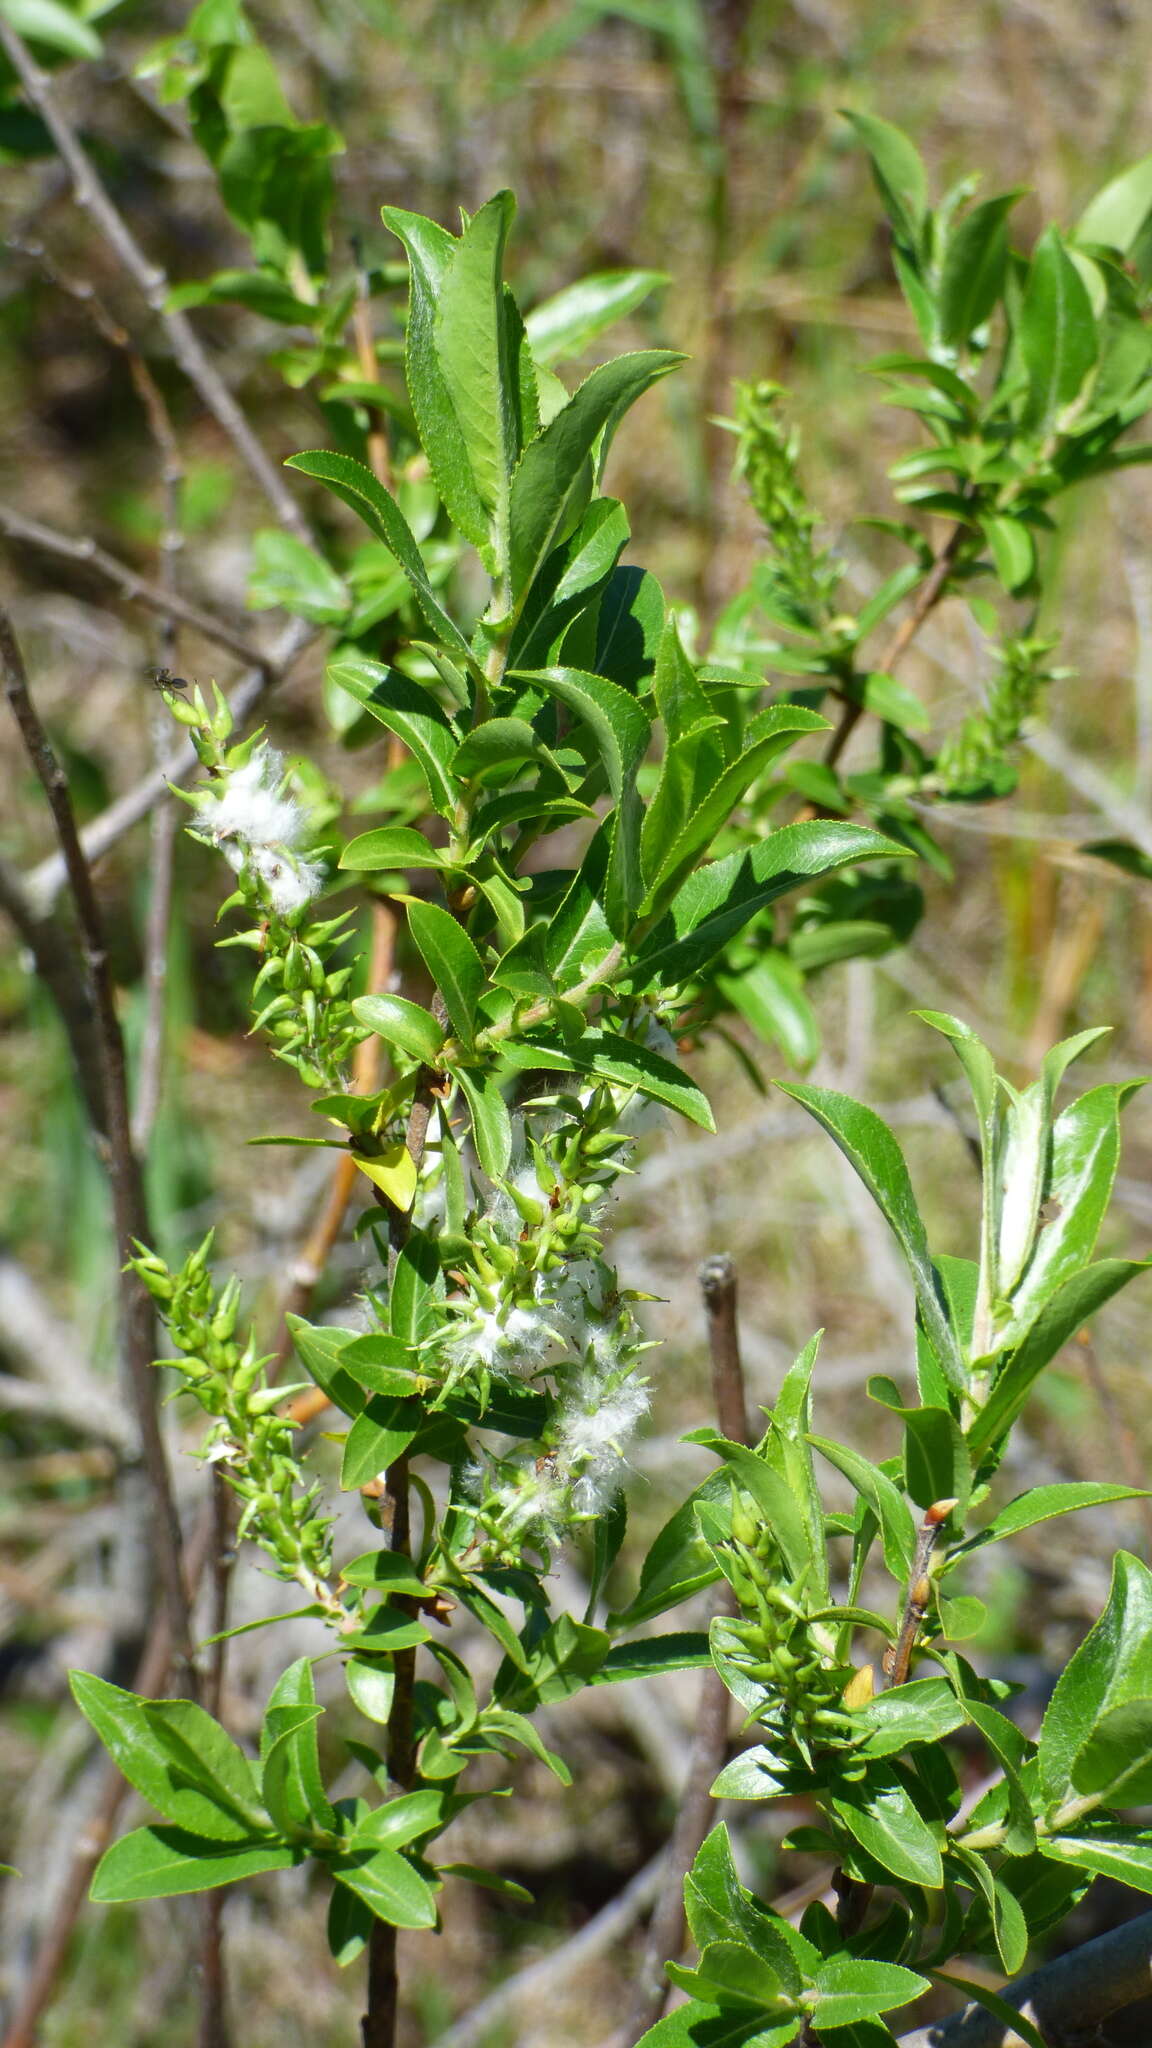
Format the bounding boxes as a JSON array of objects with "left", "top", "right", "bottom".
[{"left": 148, "top": 665, "right": 193, "bottom": 697}]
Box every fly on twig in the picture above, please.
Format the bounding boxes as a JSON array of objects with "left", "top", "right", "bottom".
[{"left": 147, "top": 665, "right": 194, "bottom": 698}]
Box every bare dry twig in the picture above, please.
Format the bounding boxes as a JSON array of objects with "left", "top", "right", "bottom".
[{"left": 0, "top": 19, "right": 313, "bottom": 547}]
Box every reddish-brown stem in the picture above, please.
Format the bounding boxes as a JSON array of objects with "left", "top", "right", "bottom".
[{"left": 820, "top": 520, "right": 969, "bottom": 775}]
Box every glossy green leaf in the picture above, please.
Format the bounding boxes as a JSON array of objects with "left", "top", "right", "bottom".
[
  {"left": 669, "top": 1942, "right": 795, "bottom": 2013},
  {"left": 525, "top": 268, "right": 668, "bottom": 363},
  {"left": 140, "top": 1701, "right": 268, "bottom": 1832},
  {"left": 969, "top": 1259, "right": 1150, "bottom": 1456},
  {"left": 344, "top": 1658, "right": 395, "bottom": 1726},
  {"left": 779, "top": 1083, "right": 966, "bottom": 1393},
  {"left": 326, "top": 661, "right": 460, "bottom": 818},
  {"left": 382, "top": 205, "right": 489, "bottom": 550},
  {"left": 70, "top": 1674, "right": 263, "bottom": 1842},
  {"left": 508, "top": 351, "right": 682, "bottom": 603},
  {"left": 453, "top": 1065, "right": 512, "bottom": 1179},
  {"left": 1071, "top": 1696, "right": 1152, "bottom": 1807},
  {"left": 981, "top": 514, "right": 1035, "bottom": 593},
  {"left": 831, "top": 1761, "right": 944, "bottom": 1888},
  {"left": 261, "top": 1660, "right": 335, "bottom": 1829},
  {"left": 433, "top": 191, "right": 519, "bottom": 556},
  {"left": 845, "top": 111, "right": 928, "bottom": 256},
  {"left": 1037, "top": 1827, "right": 1152, "bottom": 1894},
  {"left": 1002, "top": 1083, "right": 1142, "bottom": 1342},
  {"left": 91, "top": 1827, "right": 297, "bottom": 1903},
  {"left": 340, "top": 827, "right": 447, "bottom": 872},
  {"left": 964, "top": 1699, "right": 1036, "bottom": 1855},
  {"left": 717, "top": 952, "right": 819, "bottom": 1070},
  {"left": 624, "top": 823, "right": 910, "bottom": 993},
  {"left": 611, "top": 1471, "right": 729, "bottom": 1628},
  {"left": 510, "top": 1025, "right": 714, "bottom": 1129},
  {"left": 633, "top": 2002, "right": 800, "bottom": 2048},
  {"left": 285, "top": 1318, "right": 365, "bottom": 1417},
  {"left": 1018, "top": 226, "right": 1099, "bottom": 430},
  {"left": 937, "top": 192, "right": 1021, "bottom": 346},
  {"left": 1038, "top": 1552, "right": 1152, "bottom": 1808},
  {"left": 350, "top": 1788, "right": 460, "bottom": 1850},
  {"left": 811, "top": 1957, "right": 928, "bottom": 2026},
  {"left": 1076, "top": 153, "right": 1152, "bottom": 254},
  {"left": 3, "top": 0, "right": 101, "bottom": 59},
  {"left": 405, "top": 900, "right": 485, "bottom": 1046},
  {"left": 286, "top": 451, "right": 471, "bottom": 653},
  {"left": 340, "top": 1547, "right": 429, "bottom": 1596},
  {"left": 514, "top": 665, "right": 651, "bottom": 800},
  {"left": 857, "top": 1679, "right": 967, "bottom": 1756},
  {"left": 328, "top": 1845, "right": 438, "bottom": 1928},
  {"left": 952, "top": 1483, "right": 1149, "bottom": 1566},
  {"left": 352, "top": 993, "right": 445, "bottom": 1064},
  {"left": 808, "top": 1435, "right": 916, "bottom": 1580},
  {"left": 340, "top": 1397, "right": 420, "bottom": 1490}
]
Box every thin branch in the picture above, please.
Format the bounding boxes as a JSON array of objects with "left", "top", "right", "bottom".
[
  {"left": 0, "top": 504, "right": 273, "bottom": 671},
  {"left": 0, "top": 849, "right": 107, "bottom": 1131},
  {"left": 897, "top": 1908, "right": 1152, "bottom": 2047},
  {"left": 623, "top": 1254, "right": 752, "bottom": 2045},
  {"left": 822, "top": 520, "right": 968, "bottom": 772},
  {"left": 883, "top": 1498, "right": 956, "bottom": 1692},
  {"left": 0, "top": 606, "right": 192, "bottom": 1672},
  {"left": 0, "top": 20, "right": 313, "bottom": 546},
  {"left": 25, "top": 612, "right": 316, "bottom": 911}
]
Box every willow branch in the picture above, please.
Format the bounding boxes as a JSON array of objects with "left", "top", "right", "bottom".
[
  {"left": 0, "top": 504, "right": 273, "bottom": 670},
  {"left": 0, "top": 607, "right": 191, "bottom": 1673},
  {"left": 898, "top": 1909, "right": 1152, "bottom": 2047},
  {"left": 822, "top": 520, "right": 968, "bottom": 772},
  {"left": 0, "top": 19, "right": 313, "bottom": 546}
]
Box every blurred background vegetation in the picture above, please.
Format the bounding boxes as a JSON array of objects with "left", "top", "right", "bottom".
[{"left": 4, "top": 1, "right": 1152, "bottom": 2042}]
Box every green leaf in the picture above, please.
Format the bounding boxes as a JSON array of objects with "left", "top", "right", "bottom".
[
  {"left": 596, "top": 1634, "right": 712, "bottom": 1683},
  {"left": 340, "top": 1548, "right": 429, "bottom": 1597},
  {"left": 91, "top": 1828, "right": 297, "bottom": 1903},
  {"left": 685, "top": 1826, "right": 814, "bottom": 1988},
  {"left": 964, "top": 1700, "right": 1036, "bottom": 1855},
  {"left": 811, "top": 1958, "right": 928, "bottom": 2027},
  {"left": 382, "top": 206, "right": 489, "bottom": 551},
  {"left": 1038, "top": 1552, "right": 1152, "bottom": 1809},
  {"left": 633, "top": 2003, "right": 800, "bottom": 2048},
  {"left": 1076, "top": 153, "right": 1152, "bottom": 255},
  {"left": 341, "top": 827, "right": 447, "bottom": 873},
  {"left": 340, "top": 1398, "right": 420, "bottom": 1490},
  {"left": 690, "top": 1430, "right": 813, "bottom": 1583},
  {"left": 2, "top": 0, "right": 102, "bottom": 59},
  {"left": 286, "top": 1317, "right": 366, "bottom": 1417},
  {"left": 968, "top": 1260, "right": 1150, "bottom": 1456},
  {"left": 777, "top": 1082, "right": 966, "bottom": 1393},
  {"left": 844, "top": 111, "right": 928, "bottom": 257},
  {"left": 261, "top": 1660, "right": 336, "bottom": 1833},
  {"left": 952, "top": 1483, "right": 1149, "bottom": 1566},
  {"left": 286, "top": 451, "right": 471, "bottom": 654},
  {"left": 350, "top": 1788, "right": 461, "bottom": 1851},
  {"left": 1002, "top": 1083, "right": 1142, "bottom": 1343},
  {"left": 1070, "top": 1696, "right": 1152, "bottom": 1808},
  {"left": 514, "top": 664, "right": 651, "bottom": 800},
  {"left": 640, "top": 710, "right": 828, "bottom": 919},
  {"left": 1018, "top": 226, "right": 1099, "bottom": 431},
  {"left": 345, "top": 1658, "right": 395, "bottom": 1726},
  {"left": 508, "top": 351, "right": 683, "bottom": 603},
  {"left": 808, "top": 1436, "right": 916, "bottom": 1580},
  {"left": 670, "top": 1942, "right": 795, "bottom": 2013},
  {"left": 717, "top": 952, "right": 819, "bottom": 1070},
  {"left": 525, "top": 268, "right": 668, "bottom": 364},
  {"left": 70, "top": 1674, "right": 264, "bottom": 1842},
  {"left": 352, "top": 993, "right": 445, "bottom": 1064},
  {"left": 432, "top": 191, "right": 519, "bottom": 561},
  {"left": 328, "top": 1845, "right": 438, "bottom": 1928},
  {"left": 247, "top": 530, "right": 348, "bottom": 623},
  {"left": 326, "top": 660, "right": 460, "bottom": 818},
  {"left": 861, "top": 670, "right": 930, "bottom": 734},
  {"left": 611, "top": 1471, "right": 729, "bottom": 1627},
  {"left": 624, "top": 823, "right": 910, "bottom": 993},
  {"left": 140, "top": 1701, "right": 268, "bottom": 1832},
  {"left": 507, "top": 1026, "right": 714, "bottom": 1130},
  {"left": 857, "top": 1679, "right": 968, "bottom": 1756},
  {"left": 830, "top": 1760, "right": 944, "bottom": 1888},
  {"left": 453, "top": 1065, "right": 512, "bottom": 1179},
  {"left": 1037, "top": 1827, "right": 1152, "bottom": 1894},
  {"left": 981, "top": 514, "right": 1035, "bottom": 594},
  {"left": 937, "top": 193, "right": 1021, "bottom": 347},
  {"left": 406, "top": 900, "right": 485, "bottom": 1046},
  {"left": 899, "top": 1404, "right": 970, "bottom": 1519}
]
